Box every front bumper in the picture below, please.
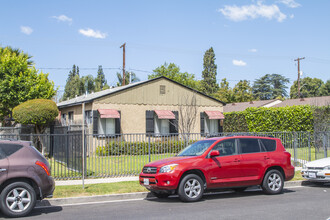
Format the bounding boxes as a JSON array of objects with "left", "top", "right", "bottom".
[
  {"left": 139, "top": 171, "right": 181, "bottom": 191},
  {"left": 301, "top": 169, "right": 330, "bottom": 182}
]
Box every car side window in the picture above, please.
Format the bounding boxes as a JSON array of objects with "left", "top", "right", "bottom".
[
  {"left": 239, "top": 138, "right": 261, "bottom": 154},
  {"left": 0, "top": 148, "right": 6, "bottom": 160},
  {"left": 260, "top": 139, "right": 276, "bottom": 152},
  {"left": 212, "top": 139, "right": 237, "bottom": 156},
  {"left": 0, "top": 143, "right": 23, "bottom": 157}
]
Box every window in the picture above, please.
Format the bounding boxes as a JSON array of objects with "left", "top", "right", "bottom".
[
  {"left": 93, "top": 109, "right": 121, "bottom": 136},
  {"left": 85, "top": 110, "right": 92, "bottom": 124},
  {"left": 260, "top": 139, "right": 276, "bottom": 152},
  {"left": 160, "top": 85, "right": 166, "bottom": 95},
  {"left": 212, "top": 139, "right": 237, "bottom": 156},
  {"left": 239, "top": 138, "right": 261, "bottom": 154},
  {"left": 61, "top": 113, "right": 67, "bottom": 126},
  {"left": 146, "top": 110, "right": 178, "bottom": 135},
  {"left": 68, "top": 112, "right": 74, "bottom": 124},
  {"left": 0, "top": 144, "right": 23, "bottom": 157},
  {"left": 200, "top": 112, "right": 221, "bottom": 135}
]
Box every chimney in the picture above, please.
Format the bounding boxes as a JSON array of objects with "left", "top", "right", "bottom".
[
  {"left": 231, "top": 103, "right": 236, "bottom": 106},
  {"left": 249, "top": 101, "right": 254, "bottom": 104}
]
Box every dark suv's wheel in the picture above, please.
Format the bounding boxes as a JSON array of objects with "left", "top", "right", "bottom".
[
  {"left": 262, "top": 170, "right": 284, "bottom": 195},
  {"left": 0, "top": 182, "right": 36, "bottom": 218},
  {"left": 178, "top": 174, "right": 204, "bottom": 202}
]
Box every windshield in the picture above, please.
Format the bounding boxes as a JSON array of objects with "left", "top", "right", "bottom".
[{"left": 177, "top": 140, "right": 216, "bottom": 156}]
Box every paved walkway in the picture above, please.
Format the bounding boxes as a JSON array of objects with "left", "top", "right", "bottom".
[{"left": 55, "top": 176, "right": 139, "bottom": 186}]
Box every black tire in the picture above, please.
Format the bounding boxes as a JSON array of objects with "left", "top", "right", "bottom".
[
  {"left": 262, "top": 170, "right": 284, "bottom": 195},
  {"left": 233, "top": 187, "right": 247, "bottom": 193},
  {"left": 178, "top": 174, "right": 204, "bottom": 202},
  {"left": 152, "top": 191, "right": 170, "bottom": 199},
  {"left": 0, "top": 182, "right": 36, "bottom": 218}
]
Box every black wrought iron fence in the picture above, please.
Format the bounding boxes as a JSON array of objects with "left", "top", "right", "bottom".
[{"left": 0, "top": 131, "right": 329, "bottom": 180}]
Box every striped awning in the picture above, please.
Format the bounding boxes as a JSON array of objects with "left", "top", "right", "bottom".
[
  {"left": 98, "top": 109, "right": 120, "bottom": 118},
  {"left": 205, "top": 111, "right": 225, "bottom": 120},
  {"left": 154, "top": 110, "right": 175, "bottom": 119}
]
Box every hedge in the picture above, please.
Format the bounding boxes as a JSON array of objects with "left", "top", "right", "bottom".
[
  {"left": 224, "top": 105, "right": 316, "bottom": 132},
  {"left": 96, "top": 140, "right": 196, "bottom": 156}
]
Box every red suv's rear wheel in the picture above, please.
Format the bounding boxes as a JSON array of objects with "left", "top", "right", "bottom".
[
  {"left": 262, "top": 170, "right": 284, "bottom": 194},
  {"left": 178, "top": 174, "right": 204, "bottom": 202}
]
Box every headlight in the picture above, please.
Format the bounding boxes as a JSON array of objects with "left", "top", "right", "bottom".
[
  {"left": 323, "top": 166, "right": 330, "bottom": 170},
  {"left": 159, "top": 164, "right": 178, "bottom": 173}
]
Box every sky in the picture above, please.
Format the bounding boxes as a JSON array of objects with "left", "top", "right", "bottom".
[{"left": 0, "top": 0, "right": 329, "bottom": 98}]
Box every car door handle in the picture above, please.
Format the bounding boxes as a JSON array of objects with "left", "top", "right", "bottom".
[
  {"left": 264, "top": 156, "right": 270, "bottom": 160},
  {"left": 234, "top": 159, "right": 240, "bottom": 162},
  {"left": 0, "top": 168, "right": 6, "bottom": 172}
]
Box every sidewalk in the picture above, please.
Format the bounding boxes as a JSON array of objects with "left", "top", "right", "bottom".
[{"left": 55, "top": 176, "right": 139, "bottom": 186}]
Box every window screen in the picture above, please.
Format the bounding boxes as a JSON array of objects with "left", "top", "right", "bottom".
[
  {"left": 239, "top": 139, "right": 261, "bottom": 154},
  {"left": 260, "top": 139, "right": 276, "bottom": 152},
  {"left": 0, "top": 144, "right": 23, "bottom": 157}
]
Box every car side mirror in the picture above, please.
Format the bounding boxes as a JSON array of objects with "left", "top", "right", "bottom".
[{"left": 210, "top": 150, "right": 220, "bottom": 157}]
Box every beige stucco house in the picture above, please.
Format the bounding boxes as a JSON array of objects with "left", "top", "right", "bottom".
[{"left": 57, "top": 76, "right": 226, "bottom": 136}]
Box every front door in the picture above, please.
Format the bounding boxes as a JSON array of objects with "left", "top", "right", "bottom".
[
  {"left": 206, "top": 139, "right": 243, "bottom": 188},
  {"left": 0, "top": 147, "right": 9, "bottom": 185}
]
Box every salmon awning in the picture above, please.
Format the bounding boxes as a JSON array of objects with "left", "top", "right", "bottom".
[
  {"left": 98, "top": 109, "right": 120, "bottom": 118},
  {"left": 205, "top": 111, "right": 225, "bottom": 120},
  {"left": 154, "top": 110, "right": 175, "bottom": 119}
]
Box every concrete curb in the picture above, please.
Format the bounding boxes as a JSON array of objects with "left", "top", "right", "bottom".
[{"left": 36, "top": 180, "right": 310, "bottom": 208}]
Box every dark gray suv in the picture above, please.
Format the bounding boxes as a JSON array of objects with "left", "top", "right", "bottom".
[{"left": 0, "top": 140, "right": 55, "bottom": 217}]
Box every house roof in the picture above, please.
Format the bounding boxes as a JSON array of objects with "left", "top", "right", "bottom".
[
  {"left": 223, "top": 99, "right": 281, "bottom": 112},
  {"left": 272, "top": 96, "right": 330, "bottom": 108},
  {"left": 57, "top": 76, "right": 226, "bottom": 108}
]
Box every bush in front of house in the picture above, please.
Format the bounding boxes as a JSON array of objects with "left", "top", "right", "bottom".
[{"left": 95, "top": 140, "right": 196, "bottom": 156}]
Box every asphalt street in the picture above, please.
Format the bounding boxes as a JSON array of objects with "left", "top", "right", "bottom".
[{"left": 1, "top": 185, "right": 329, "bottom": 220}]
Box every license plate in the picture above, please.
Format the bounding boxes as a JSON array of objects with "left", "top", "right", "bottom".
[
  {"left": 144, "top": 178, "right": 149, "bottom": 185},
  {"left": 308, "top": 172, "right": 316, "bottom": 178}
]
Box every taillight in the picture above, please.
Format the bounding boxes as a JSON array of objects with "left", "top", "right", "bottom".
[{"left": 35, "top": 161, "right": 50, "bottom": 176}]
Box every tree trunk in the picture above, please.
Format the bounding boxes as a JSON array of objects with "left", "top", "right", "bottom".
[{"left": 35, "top": 125, "right": 46, "bottom": 156}]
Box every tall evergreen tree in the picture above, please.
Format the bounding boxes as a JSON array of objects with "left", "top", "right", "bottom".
[
  {"left": 233, "top": 80, "right": 253, "bottom": 102},
  {"left": 62, "top": 65, "right": 82, "bottom": 100},
  {"left": 252, "top": 74, "right": 272, "bottom": 100},
  {"left": 271, "top": 74, "right": 290, "bottom": 98},
  {"left": 117, "top": 71, "right": 140, "bottom": 86},
  {"left": 201, "top": 47, "right": 219, "bottom": 95},
  {"left": 95, "top": 65, "right": 109, "bottom": 92}
]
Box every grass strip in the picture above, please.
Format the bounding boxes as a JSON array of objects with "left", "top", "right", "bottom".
[{"left": 53, "top": 181, "right": 148, "bottom": 198}]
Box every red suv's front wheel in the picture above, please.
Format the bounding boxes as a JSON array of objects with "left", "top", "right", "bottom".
[{"left": 178, "top": 174, "right": 204, "bottom": 202}]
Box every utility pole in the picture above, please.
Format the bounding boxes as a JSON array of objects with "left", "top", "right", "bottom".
[
  {"left": 294, "top": 57, "right": 305, "bottom": 98},
  {"left": 120, "top": 43, "right": 126, "bottom": 86}
]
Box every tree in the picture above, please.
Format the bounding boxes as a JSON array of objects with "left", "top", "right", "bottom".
[
  {"left": 290, "top": 77, "right": 324, "bottom": 98},
  {"left": 13, "top": 99, "right": 59, "bottom": 155},
  {"left": 233, "top": 80, "right": 253, "bottom": 102},
  {"left": 201, "top": 47, "right": 219, "bottom": 95},
  {"left": 320, "top": 80, "right": 330, "bottom": 96},
  {"left": 62, "top": 65, "right": 82, "bottom": 100},
  {"left": 149, "top": 63, "right": 200, "bottom": 90},
  {"left": 117, "top": 71, "right": 140, "bottom": 86},
  {"left": 252, "top": 74, "right": 289, "bottom": 100},
  {"left": 213, "top": 78, "right": 235, "bottom": 103},
  {"left": 95, "top": 65, "right": 109, "bottom": 92},
  {"left": 252, "top": 74, "right": 272, "bottom": 100},
  {"left": 0, "top": 47, "right": 56, "bottom": 125},
  {"left": 81, "top": 75, "right": 96, "bottom": 94}
]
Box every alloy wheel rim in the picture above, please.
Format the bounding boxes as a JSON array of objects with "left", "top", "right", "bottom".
[
  {"left": 184, "top": 178, "right": 201, "bottom": 198},
  {"left": 267, "top": 173, "right": 282, "bottom": 191},
  {"left": 5, "top": 187, "right": 31, "bottom": 213}
]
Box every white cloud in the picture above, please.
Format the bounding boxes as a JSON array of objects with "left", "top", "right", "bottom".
[
  {"left": 233, "top": 59, "right": 247, "bottom": 66},
  {"left": 52, "top": 15, "right": 73, "bottom": 24},
  {"left": 249, "top": 48, "right": 257, "bottom": 52},
  {"left": 79, "top": 28, "right": 107, "bottom": 39},
  {"left": 278, "top": 0, "right": 301, "bottom": 8},
  {"left": 218, "top": 2, "right": 287, "bottom": 22},
  {"left": 20, "top": 26, "right": 33, "bottom": 35}
]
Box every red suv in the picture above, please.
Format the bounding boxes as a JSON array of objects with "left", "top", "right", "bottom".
[
  {"left": 139, "top": 136, "right": 294, "bottom": 202},
  {"left": 0, "top": 140, "right": 55, "bottom": 217}
]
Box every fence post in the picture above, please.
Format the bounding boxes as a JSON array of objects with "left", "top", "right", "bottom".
[
  {"left": 293, "top": 132, "right": 298, "bottom": 166},
  {"left": 148, "top": 135, "right": 151, "bottom": 163},
  {"left": 308, "top": 132, "right": 311, "bottom": 161},
  {"left": 324, "top": 133, "right": 328, "bottom": 158}
]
